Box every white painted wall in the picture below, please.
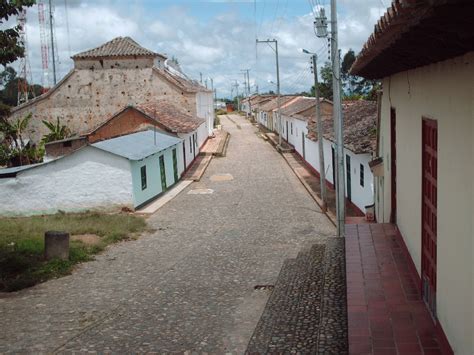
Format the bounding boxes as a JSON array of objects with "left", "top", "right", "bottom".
[
  {"left": 303, "top": 136, "right": 374, "bottom": 212},
  {"left": 196, "top": 91, "right": 214, "bottom": 135},
  {"left": 0, "top": 147, "right": 133, "bottom": 216},
  {"left": 344, "top": 150, "right": 374, "bottom": 211},
  {"left": 178, "top": 121, "right": 207, "bottom": 170},
  {"left": 376, "top": 52, "right": 473, "bottom": 354}
]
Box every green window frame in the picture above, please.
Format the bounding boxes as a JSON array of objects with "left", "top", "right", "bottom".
[{"left": 360, "top": 163, "right": 364, "bottom": 187}]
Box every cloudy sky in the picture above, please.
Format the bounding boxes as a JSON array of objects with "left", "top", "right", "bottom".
[{"left": 5, "top": 0, "right": 389, "bottom": 98}]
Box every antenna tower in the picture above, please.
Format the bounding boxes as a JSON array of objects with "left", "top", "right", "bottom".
[
  {"left": 38, "top": 1, "right": 50, "bottom": 92},
  {"left": 17, "top": 9, "right": 34, "bottom": 105}
]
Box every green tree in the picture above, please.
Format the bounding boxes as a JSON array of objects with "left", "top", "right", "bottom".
[
  {"left": 0, "top": 0, "right": 37, "bottom": 67},
  {"left": 0, "top": 112, "right": 44, "bottom": 166},
  {"left": 310, "top": 61, "right": 333, "bottom": 101},
  {"left": 340, "top": 49, "right": 380, "bottom": 100},
  {"left": 41, "top": 117, "right": 72, "bottom": 143}
]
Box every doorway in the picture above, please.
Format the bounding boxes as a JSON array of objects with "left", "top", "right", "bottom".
[
  {"left": 390, "top": 108, "right": 397, "bottom": 223},
  {"left": 346, "top": 154, "right": 352, "bottom": 201},
  {"left": 172, "top": 148, "right": 178, "bottom": 183},
  {"left": 422, "top": 118, "right": 438, "bottom": 319},
  {"left": 159, "top": 155, "right": 167, "bottom": 192}
]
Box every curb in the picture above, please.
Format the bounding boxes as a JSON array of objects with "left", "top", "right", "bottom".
[{"left": 280, "top": 152, "right": 337, "bottom": 227}]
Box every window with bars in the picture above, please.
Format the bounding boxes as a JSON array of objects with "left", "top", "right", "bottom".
[{"left": 360, "top": 164, "right": 364, "bottom": 187}]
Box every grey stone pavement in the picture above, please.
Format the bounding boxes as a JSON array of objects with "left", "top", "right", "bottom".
[{"left": 0, "top": 114, "right": 335, "bottom": 354}]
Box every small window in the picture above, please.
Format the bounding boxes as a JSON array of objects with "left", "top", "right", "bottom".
[
  {"left": 63, "top": 141, "right": 72, "bottom": 148},
  {"left": 189, "top": 137, "right": 193, "bottom": 153},
  {"left": 291, "top": 122, "right": 293, "bottom": 135},
  {"left": 360, "top": 164, "right": 364, "bottom": 187},
  {"left": 141, "top": 166, "right": 147, "bottom": 190}
]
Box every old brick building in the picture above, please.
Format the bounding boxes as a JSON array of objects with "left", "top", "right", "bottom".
[{"left": 10, "top": 36, "right": 214, "bottom": 143}]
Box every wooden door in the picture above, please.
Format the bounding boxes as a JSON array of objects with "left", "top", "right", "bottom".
[
  {"left": 390, "top": 108, "right": 397, "bottom": 223},
  {"left": 346, "top": 154, "right": 352, "bottom": 201},
  {"left": 422, "top": 118, "right": 438, "bottom": 318}
]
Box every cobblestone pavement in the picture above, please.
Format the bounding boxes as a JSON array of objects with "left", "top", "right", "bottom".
[
  {"left": 0, "top": 114, "right": 335, "bottom": 354},
  {"left": 246, "top": 238, "right": 347, "bottom": 354}
]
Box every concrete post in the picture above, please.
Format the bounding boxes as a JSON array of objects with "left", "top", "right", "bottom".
[{"left": 44, "top": 231, "right": 70, "bottom": 260}]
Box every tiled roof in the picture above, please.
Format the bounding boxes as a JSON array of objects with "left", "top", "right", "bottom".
[
  {"left": 307, "top": 100, "right": 377, "bottom": 154},
  {"left": 72, "top": 37, "right": 161, "bottom": 60},
  {"left": 92, "top": 130, "right": 182, "bottom": 160},
  {"left": 350, "top": 0, "right": 474, "bottom": 78},
  {"left": 153, "top": 67, "right": 209, "bottom": 93},
  {"left": 137, "top": 101, "right": 205, "bottom": 134},
  {"left": 259, "top": 96, "right": 297, "bottom": 112},
  {"left": 280, "top": 97, "right": 317, "bottom": 118}
]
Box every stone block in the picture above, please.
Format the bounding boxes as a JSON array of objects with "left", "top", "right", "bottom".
[{"left": 44, "top": 231, "right": 70, "bottom": 260}]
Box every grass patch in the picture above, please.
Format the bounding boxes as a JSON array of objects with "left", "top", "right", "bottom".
[{"left": 0, "top": 212, "right": 147, "bottom": 292}]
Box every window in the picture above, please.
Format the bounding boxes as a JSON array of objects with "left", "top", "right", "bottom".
[
  {"left": 291, "top": 122, "right": 293, "bottom": 135},
  {"left": 140, "top": 166, "right": 147, "bottom": 190},
  {"left": 189, "top": 137, "right": 193, "bottom": 154},
  {"left": 63, "top": 141, "right": 72, "bottom": 148},
  {"left": 360, "top": 164, "right": 364, "bottom": 187}
]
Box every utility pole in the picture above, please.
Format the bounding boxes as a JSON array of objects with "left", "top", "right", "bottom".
[
  {"left": 314, "top": 2, "right": 345, "bottom": 235},
  {"left": 256, "top": 39, "right": 281, "bottom": 148},
  {"left": 331, "top": 0, "right": 345, "bottom": 236},
  {"left": 312, "top": 54, "right": 327, "bottom": 211},
  {"left": 200, "top": 72, "right": 203, "bottom": 84},
  {"left": 303, "top": 49, "right": 328, "bottom": 211}
]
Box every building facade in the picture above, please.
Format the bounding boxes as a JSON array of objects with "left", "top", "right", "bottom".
[
  {"left": 9, "top": 37, "right": 214, "bottom": 144},
  {"left": 351, "top": 1, "right": 473, "bottom": 352}
]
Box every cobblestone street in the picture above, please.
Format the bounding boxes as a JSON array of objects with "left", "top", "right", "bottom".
[{"left": 0, "top": 114, "right": 336, "bottom": 353}]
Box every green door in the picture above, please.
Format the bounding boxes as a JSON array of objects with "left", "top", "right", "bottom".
[
  {"left": 159, "top": 155, "right": 167, "bottom": 192},
  {"left": 172, "top": 148, "right": 178, "bottom": 183}
]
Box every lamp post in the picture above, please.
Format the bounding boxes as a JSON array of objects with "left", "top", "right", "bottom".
[{"left": 302, "top": 49, "right": 327, "bottom": 211}]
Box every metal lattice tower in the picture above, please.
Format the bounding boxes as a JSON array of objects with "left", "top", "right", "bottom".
[
  {"left": 38, "top": 1, "right": 50, "bottom": 92},
  {"left": 17, "top": 9, "right": 34, "bottom": 105}
]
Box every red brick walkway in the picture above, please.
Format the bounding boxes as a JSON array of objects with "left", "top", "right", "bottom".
[{"left": 345, "top": 223, "right": 450, "bottom": 355}]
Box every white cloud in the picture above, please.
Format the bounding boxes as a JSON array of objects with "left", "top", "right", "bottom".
[{"left": 8, "top": 0, "right": 386, "bottom": 98}]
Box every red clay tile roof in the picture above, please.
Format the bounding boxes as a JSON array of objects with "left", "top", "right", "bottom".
[
  {"left": 259, "top": 96, "right": 298, "bottom": 112},
  {"left": 351, "top": 0, "right": 474, "bottom": 79},
  {"left": 280, "top": 97, "right": 319, "bottom": 118},
  {"left": 72, "top": 37, "right": 162, "bottom": 60},
  {"left": 307, "top": 100, "right": 377, "bottom": 154},
  {"left": 137, "top": 101, "right": 205, "bottom": 134},
  {"left": 153, "top": 67, "right": 209, "bottom": 93}
]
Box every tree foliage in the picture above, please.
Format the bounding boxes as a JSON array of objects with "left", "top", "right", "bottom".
[
  {"left": 0, "top": 66, "right": 43, "bottom": 106},
  {"left": 0, "top": 112, "right": 44, "bottom": 167},
  {"left": 308, "top": 50, "right": 381, "bottom": 101},
  {"left": 0, "top": 0, "right": 36, "bottom": 67},
  {"left": 341, "top": 49, "right": 380, "bottom": 100},
  {"left": 41, "top": 117, "right": 72, "bottom": 143}
]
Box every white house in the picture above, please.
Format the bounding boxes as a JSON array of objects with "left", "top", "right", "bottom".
[
  {"left": 0, "top": 130, "right": 185, "bottom": 216},
  {"left": 350, "top": 0, "right": 473, "bottom": 352},
  {"left": 278, "top": 97, "right": 376, "bottom": 214}
]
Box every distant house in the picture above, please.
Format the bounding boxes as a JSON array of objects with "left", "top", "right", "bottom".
[
  {"left": 279, "top": 97, "right": 376, "bottom": 214},
  {"left": 0, "top": 130, "right": 185, "bottom": 216},
  {"left": 45, "top": 102, "right": 207, "bottom": 171},
  {"left": 9, "top": 36, "right": 214, "bottom": 143},
  {"left": 350, "top": 0, "right": 473, "bottom": 352},
  {"left": 257, "top": 96, "right": 296, "bottom": 131}
]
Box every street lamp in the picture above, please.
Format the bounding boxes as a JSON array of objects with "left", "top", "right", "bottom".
[{"left": 302, "top": 48, "right": 327, "bottom": 211}]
